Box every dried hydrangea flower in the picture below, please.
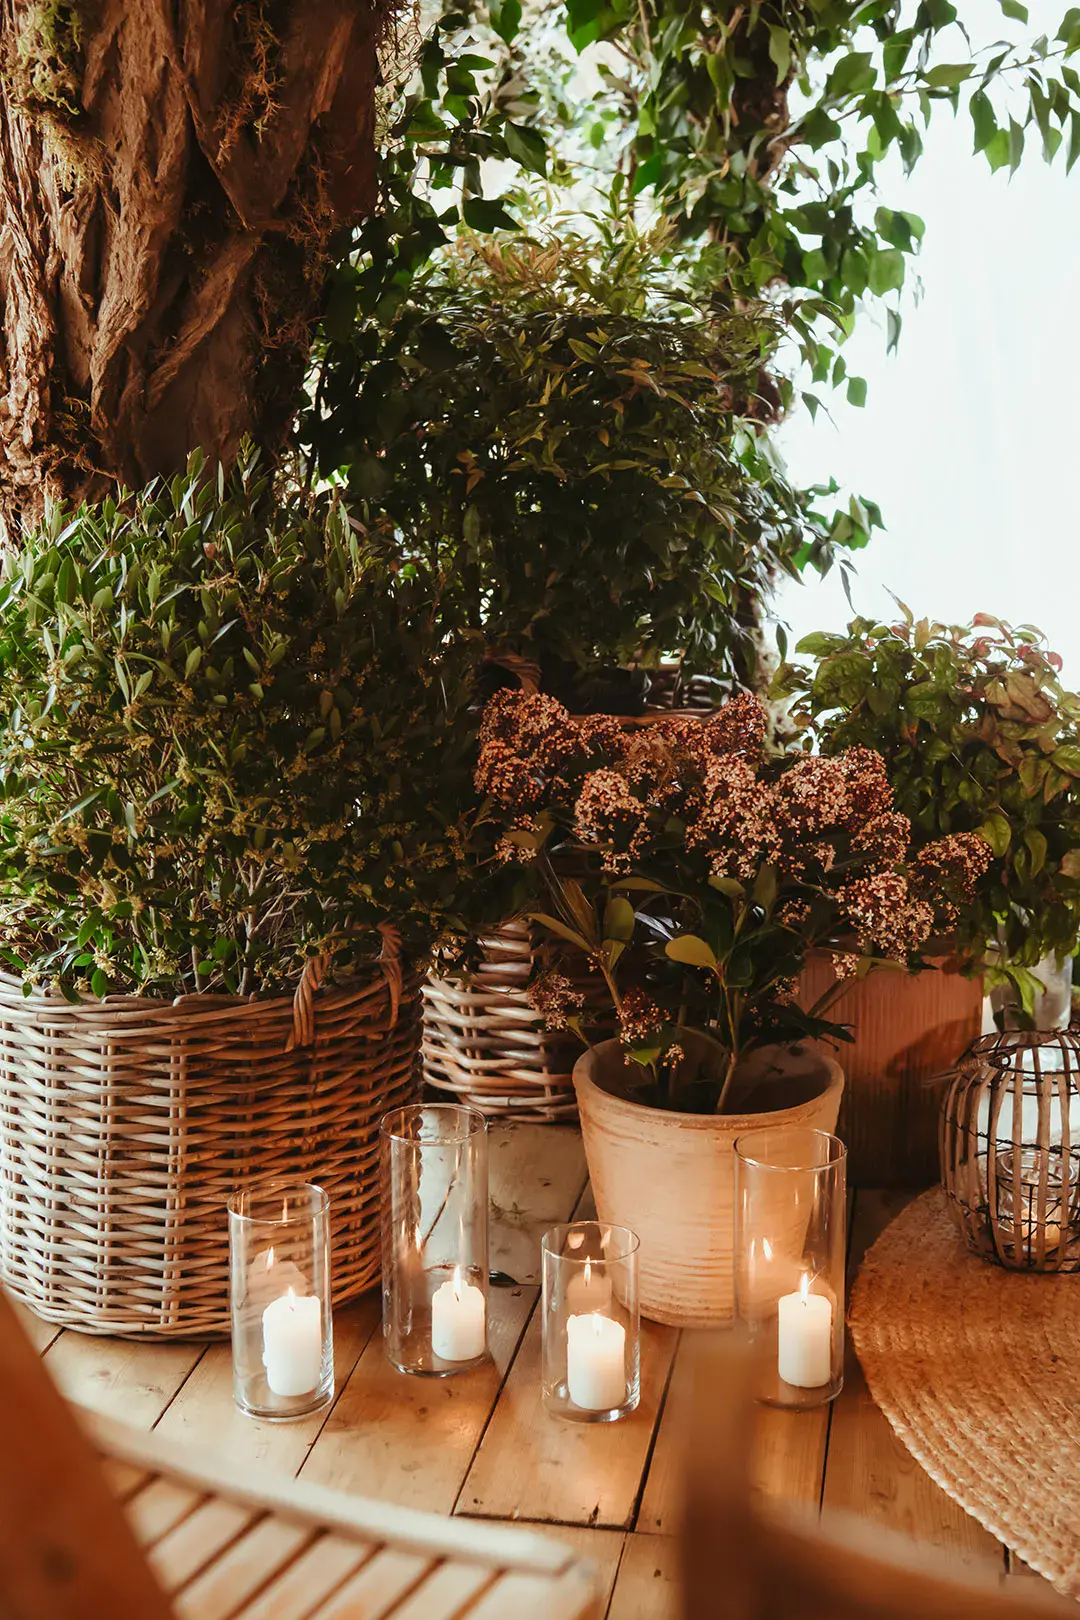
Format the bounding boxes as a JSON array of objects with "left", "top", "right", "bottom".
[
  {"left": 841, "top": 871, "right": 934, "bottom": 958},
  {"left": 574, "top": 769, "right": 650, "bottom": 873},
  {"left": 851, "top": 810, "right": 912, "bottom": 866},
  {"left": 911, "top": 831, "right": 993, "bottom": 901},
  {"left": 618, "top": 986, "right": 664, "bottom": 1045},
  {"left": 527, "top": 971, "right": 585, "bottom": 1030}
]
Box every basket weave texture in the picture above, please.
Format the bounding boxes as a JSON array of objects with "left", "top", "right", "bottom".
[
  {"left": 851, "top": 1187, "right": 1080, "bottom": 1597},
  {"left": 0, "top": 961, "right": 420, "bottom": 1337},
  {"left": 423, "top": 923, "right": 611, "bottom": 1122}
]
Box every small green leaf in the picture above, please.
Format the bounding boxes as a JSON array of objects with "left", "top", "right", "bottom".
[
  {"left": 529, "top": 912, "right": 592, "bottom": 955},
  {"left": 665, "top": 934, "right": 718, "bottom": 970},
  {"left": 604, "top": 896, "right": 636, "bottom": 944},
  {"left": 979, "top": 812, "right": 1012, "bottom": 857},
  {"left": 767, "top": 25, "right": 791, "bottom": 84},
  {"left": 924, "top": 63, "right": 973, "bottom": 89}
]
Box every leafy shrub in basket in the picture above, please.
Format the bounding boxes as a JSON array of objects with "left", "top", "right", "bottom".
[
  {"left": 303, "top": 226, "right": 878, "bottom": 694},
  {"left": 0, "top": 448, "right": 480, "bottom": 1000},
  {"left": 774, "top": 612, "right": 1080, "bottom": 1008},
  {"left": 474, "top": 689, "right": 989, "bottom": 1111}
]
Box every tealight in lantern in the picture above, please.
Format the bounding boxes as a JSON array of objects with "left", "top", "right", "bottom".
[
  {"left": 380, "top": 1104, "right": 490, "bottom": 1375},
  {"left": 734, "top": 1128, "right": 846, "bottom": 1410},
  {"left": 541, "top": 1221, "right": 640, "bottom": 1422},
  {"left": 941, "top": 1030, "right": 1080, "bottom": 1271},
  {"left": 228, "top": 1182, "right": 334, "bottom": 1420}
]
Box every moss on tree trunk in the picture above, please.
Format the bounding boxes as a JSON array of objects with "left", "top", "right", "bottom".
[{"left": 0, "top": 0, "right": 385, "bottom": 534}]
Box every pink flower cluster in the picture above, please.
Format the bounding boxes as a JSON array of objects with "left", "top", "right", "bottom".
[{"left": 475, "top": 689, "right": 991, "bottom": 964}]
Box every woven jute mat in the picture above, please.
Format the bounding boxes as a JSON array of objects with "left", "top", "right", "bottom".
[{"left": 850, "top": 1187, "right": 1080, "bottom": 1597}]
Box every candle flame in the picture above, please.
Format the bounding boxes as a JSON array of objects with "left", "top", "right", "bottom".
[
  {"left": 590, "top": 1315, "right": 604, "bottom": 1339},
  {"left": 452, "top": 1265, "right": 463, "bottom": 1301},
  {"left": 799, "top": 1273, "right": 811, "bottom": 1305},
  {"left": 285, "top": 1286, "right": 297, "bottom": 1305},
  {"left": 583, "top": 1259, "right": 592, "bottom": 1287},
  {"left": 266, "top": 1246, "right": 275, "bottom": 1269},
  {"left": 762, "top": 1237, "right": 772, "bottom": 1262}
]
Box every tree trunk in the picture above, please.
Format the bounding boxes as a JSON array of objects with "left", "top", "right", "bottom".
[{"left": 0, "top": 0, "right": 386, "bottom": 534}]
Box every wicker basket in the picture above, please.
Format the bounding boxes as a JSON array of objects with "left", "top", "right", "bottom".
[
  {"left": 422, "top": 922, "right": 612, "bottom": 1122},
  {"left": 0, "top": 955, "right": 421, "bottom": 1337}
]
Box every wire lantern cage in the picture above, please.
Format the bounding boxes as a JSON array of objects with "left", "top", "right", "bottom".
[{"left": 941, "top": 1030, "right": 1080, "bottom": 1273}]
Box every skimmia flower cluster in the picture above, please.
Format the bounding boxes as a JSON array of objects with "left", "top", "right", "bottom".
[{"left": 475, "top": 689, "right": 991, "bottom": 1107}]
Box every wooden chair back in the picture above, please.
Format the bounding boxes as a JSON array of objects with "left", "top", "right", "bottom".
[
  {"left": 681, "top": 1333, "right": 1075, "bottom": 1620},
  {"left": 0, "top": 1289, "right": 172, "bottom": 1620},
  {"left": 0, "top": 1287, "right": 597, "bottom": 1619}
]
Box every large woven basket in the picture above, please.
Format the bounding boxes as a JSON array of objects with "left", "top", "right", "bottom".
[
  {"left": 422, "top": 922, "right": 611, "bottom": 1122},
  {"left": 0, "top": 954, "right": 420, "bottom": 1337}
]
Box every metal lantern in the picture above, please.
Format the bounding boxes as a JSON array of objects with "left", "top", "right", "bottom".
[{"left": 941, "top": 1031, "right": 1080, "bottom": 1272}]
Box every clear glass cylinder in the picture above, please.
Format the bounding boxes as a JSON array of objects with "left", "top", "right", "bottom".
[
  {"left": 380, "top": 1104, "right": 490, "bottom": 1376},
  {"left": 734, "top": 1128, "right": 846, "bottom": 1410},
  {"left": 228, "top": 1181, "right": 334, "bottom": 1421},
  {"left": 541, "top": 1221, "right": 640, "bottom": 1423}
]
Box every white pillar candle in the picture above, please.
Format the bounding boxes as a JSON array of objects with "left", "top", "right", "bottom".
[
  {"left": 262, "top": 1287, "right": 323, "bottom": 1397},
  {"left": 777, "top": 1276, "right": 833, "bottom": 1389},
  {"left": 567, "top": 1313, "right": 626, "bottom": 1411},
  {"left": 566, "top": 1258, "right": 613, "bottom": 1316},
  {"left": 431, "top": 1267, "right": 486, "bottom": 1361}
]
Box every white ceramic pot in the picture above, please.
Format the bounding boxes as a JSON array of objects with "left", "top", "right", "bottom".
[{"left": 573, "top": 1036, "right": 844, "bottom": 1327}]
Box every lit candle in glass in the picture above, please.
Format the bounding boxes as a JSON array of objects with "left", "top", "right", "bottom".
[
  {"left": 777, "top": 1274, "right": 833, "bottom": 1389},
  {"left": 566, "top": 1313, "right": 626, "bottom": 1411},
  {"left": 430, "top": 1265, "right": 487, "bottom": 1362},
  {"left": 261, "top": 1286, "right": 323, "bottom": 1397}
]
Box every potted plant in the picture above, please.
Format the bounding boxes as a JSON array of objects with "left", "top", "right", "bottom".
[
  {"left": 775, "top": 612, "right": 1080, "bottom": 1183},
  {"left": 474, "top": 688, "right": 983, "bottom": 1323},
  {"left": 0, "top": 448, "right": 480, "bottom": 1337},
  {"left": 304, "top": 225, "right": 873, "bottom": 707}
]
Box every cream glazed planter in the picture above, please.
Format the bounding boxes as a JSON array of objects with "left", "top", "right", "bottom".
[{"left": 573, "top": 1036, "right": 844, "bottom": 1327}]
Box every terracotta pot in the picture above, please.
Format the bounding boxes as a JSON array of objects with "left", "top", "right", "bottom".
[
  {"left": 572, "top": 1036, "right": 844, "bottom": 1328},
  {"left": 797, "top": 956, "right": 984, "bottom": 1189}
]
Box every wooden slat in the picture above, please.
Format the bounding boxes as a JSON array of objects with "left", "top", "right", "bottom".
[
  {"left": 301, "top": 1124, "right": 587, "bottom": 1514},
  {"left": 126, "top": 1477, "right": 205, "bottom": 1546},
  {"left": 518, "top": 1525, "right": 624, "bottom": 1614},
  {"left": 459, "top": 1308, "right": 679, "bottom": 1529},
  {"left": 305, "top": 1548, "right": 432, "bottom": 1618},
  {"left": 148, "top": 1496, "right": 256, "bottom": 1591},
  {"left": 823, "top": 1190, "right": 1005, "bottom": 1574},
  {"left": 86, "top": 1409, "right": 575, "bottom": 1574},
  {"left": 102, "top": 1457, "right": 153, "bottom": 1503},
  {"left": 45, "top": 1332, "right": 205, "bottom": 1429},
  {"left": 230, "top": 1533, "right": 375, "bottom": 1620},
  {"left": 387, "top": 1560, "right": 495, "bottom": 1618},
  {"left": 172, "top": 1516, "right": 313, "bottom": 1620},
  {"left": 466, "top": 1569, "right": 579, "bottom": 1620},
  {"left": 154, "top": 1293, "right": 381, "bottom": 1472},
  {"left": 607, "top": 1534, "right": 680, "bottom": 1620}
]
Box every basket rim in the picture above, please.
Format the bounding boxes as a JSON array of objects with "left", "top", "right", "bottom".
[{"left": 0, "top": 964, "right": 418, "bottom": 1022}]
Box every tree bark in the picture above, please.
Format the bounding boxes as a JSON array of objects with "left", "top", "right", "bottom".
[{"left": 0, "top": 0, "right": 385, "bottom": 534}]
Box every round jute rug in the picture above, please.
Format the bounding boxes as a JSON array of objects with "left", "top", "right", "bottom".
[{"left": 850, "top": 1187, "right": 1080, "bottom": 1598}]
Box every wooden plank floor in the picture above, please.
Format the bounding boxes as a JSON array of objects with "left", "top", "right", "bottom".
[{"left": 19, "top": 1123, "right": 1057, "bottom": 1617}]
